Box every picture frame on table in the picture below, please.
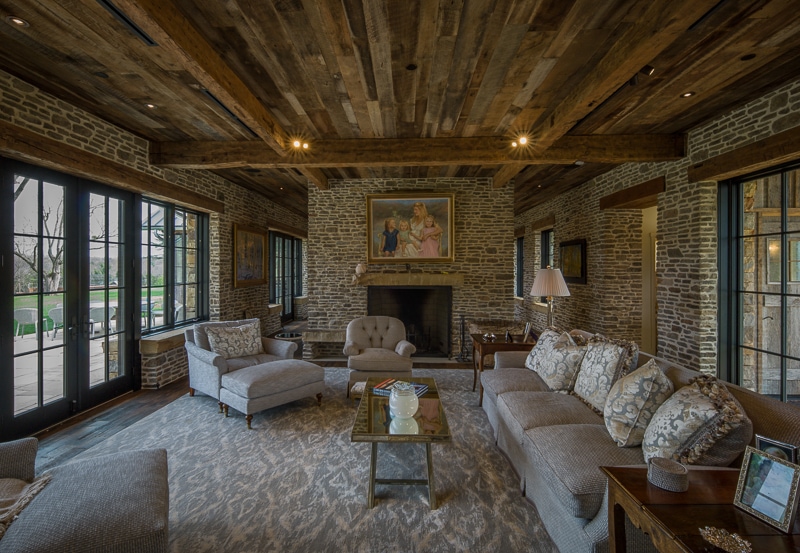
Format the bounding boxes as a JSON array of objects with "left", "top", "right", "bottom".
[
  {"left": 366, "top": 193, "right": 454, "bottom": 263},
  {"left": 756, "top": 434, "right": 798, "bottom": 464},
  {"left": 559, "top": 239, "right": 586, "bottom": 284},
  {"left": 233, "top": 224, "right": 267, "bottom": 288},
  {"left": 733, "top": 445, "right": 800, "bottom": 532}
]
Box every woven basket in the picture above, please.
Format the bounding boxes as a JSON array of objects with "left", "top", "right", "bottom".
[{"left": 647, "top": 457, "right": 688, "bottom": 492}]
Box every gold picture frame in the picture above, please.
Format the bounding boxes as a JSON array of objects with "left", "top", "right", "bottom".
[
  {"left": 366, "top": 193, "right": 454, "bottom": 263},
  {"left": 233, "top": 224, "right": 267, "bottom": 287},
  {"left": 733, "top": 445, "right": 800, "bottom": 532},
  {"left": 559, "top": 239, "right": 586, "bottom": 284}
]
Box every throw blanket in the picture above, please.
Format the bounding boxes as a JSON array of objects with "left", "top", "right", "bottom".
[{"left": 0, "top": 474, "right": 52, "bottom": 539}]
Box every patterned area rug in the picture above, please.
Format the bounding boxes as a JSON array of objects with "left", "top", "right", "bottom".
[{"left": 77, "top": 368, "right": 557, "bottom": 553}]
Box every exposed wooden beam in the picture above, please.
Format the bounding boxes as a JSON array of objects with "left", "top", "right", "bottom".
[
  {"left": 150, "top": 134, "right": 685, "bottom": 169},
  {"left": 688, "top": 126, "right": 800, "bottom": 183},
  {"left": 531, "top": 214, "right": 556, "bottom": 231},
  {"left": 113, "top": 0, "right": 289, "bottom": 154},
  {"left": 0, "top": 120, "right": 223, "bottom": 213},
  {"left": 599, "top": 176, "right": 665, "bottom": 210},
  {"left": 528, "top": 0, "right": 721, "bottom": 152}
]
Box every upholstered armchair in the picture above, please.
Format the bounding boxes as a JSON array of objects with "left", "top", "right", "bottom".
[
  {"left": 184, "top": 318, "right": 297, "bottom": 407},
  {"left": 344, "top": 316, "right": 416, "bottom": 394}
]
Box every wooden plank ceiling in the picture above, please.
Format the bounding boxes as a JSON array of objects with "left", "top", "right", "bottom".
[{"left": 1, "top": 0, "right": 800, "bottom": 217}]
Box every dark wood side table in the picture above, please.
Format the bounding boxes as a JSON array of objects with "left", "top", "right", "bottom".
[
  {"left": 470, "top": 333, "right": 534, "bottom": 406},
  {"left": 602, "top": 465, "right": 800, "bottom": 553}
]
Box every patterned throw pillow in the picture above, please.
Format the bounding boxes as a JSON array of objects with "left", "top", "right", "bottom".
[
  {"left": 604, "top": 359, "right": 674, "bottom": 447},
  {"left": 572, "top": 336, "right": 639, "bottom": 414},
  {"left": 536, "top": 341, "right": 588, "bottom": 392},
  {"left": 642, "top": 375, "right": 752, "bottom": 465},
  {"left": 205, "top": 322, "right": 264, "bottom": 359},
  {"left": 524, "top": 327, "right": 570, "bottom": 371}
]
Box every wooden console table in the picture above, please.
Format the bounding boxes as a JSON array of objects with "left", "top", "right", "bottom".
[
  {"left": 470, "top": 333, "right": 534, "bottom": 406},
  {"left": 602, "top": 465, "right": 800, "bottom": 553}
]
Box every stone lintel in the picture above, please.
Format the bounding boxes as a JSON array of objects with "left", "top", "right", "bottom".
[{"left": 353, "top": 273, "right": 464, "bottom": 286}]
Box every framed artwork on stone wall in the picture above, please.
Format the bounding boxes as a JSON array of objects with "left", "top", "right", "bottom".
[
  {"left": 233, "top": 224, "right": 267, "bottom": 287},
  {"left": 366, "top": 193, "right": 455, "bottom": 263},
  {"left": 559, "top": 239, "right": 586, "bottom": 284}
]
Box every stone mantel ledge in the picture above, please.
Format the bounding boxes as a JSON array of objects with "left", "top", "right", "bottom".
[{"left": 353, "top": 273, "right": 464, "bottom": 286}]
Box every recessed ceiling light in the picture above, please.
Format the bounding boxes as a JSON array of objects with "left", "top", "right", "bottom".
[
  {"left": 6, "top": 16, "right": 29, "bottom": 27},
  {"left": 145, "top": 103, "right": 157, "bottom": 109},
  {"left": 640, "top": 65, "right": 655, "bottom": 76},
  {"left": 680, "top": 91, "right": 696, "bottom": 98},
  {"left": 574, "top": 160, "right": 585, "bottom": 166},
  {"left": 406, "top": 64, "right": 417, "bottom": 71},
  {"left": 740, "top": 53, "right": 756, "bottom": 61}
]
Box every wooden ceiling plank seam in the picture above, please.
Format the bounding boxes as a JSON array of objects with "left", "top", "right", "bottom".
[
  {"left": 388, "top": 0, "right": 420, "bottom": 129},
  {"left": 411, "top": 0, "right": 439, "bottom": 138},
  {"left": 528, "top": 0, "right": 724, "bottom": 152},
  {"left": 113, "top": 0, "right": 291, "bottom": 153}
]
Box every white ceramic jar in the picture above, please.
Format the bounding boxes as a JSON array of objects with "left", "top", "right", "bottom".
[{"left": 389, "top": 381, "right": 419, "bottom": 419}]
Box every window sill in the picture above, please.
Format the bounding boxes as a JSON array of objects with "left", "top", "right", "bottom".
[{"left": 140, "top": 328, "right": 186, "bottom": 355}]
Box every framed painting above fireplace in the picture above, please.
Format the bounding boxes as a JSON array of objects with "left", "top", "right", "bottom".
[{"left": 366, "top": 193, "right": 455, "bottom": 263}]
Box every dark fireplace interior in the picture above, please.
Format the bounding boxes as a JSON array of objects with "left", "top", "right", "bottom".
[{"left": 367, "top": 286, "right": 452, "bottom": 357}]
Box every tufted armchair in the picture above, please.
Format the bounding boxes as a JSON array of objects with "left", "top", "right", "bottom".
[
  {"left": 344, "top": 316, "right": 416, "bottom": 394},
  {"left": 184, "top": 318, "right": 297, "bottom": 409}
]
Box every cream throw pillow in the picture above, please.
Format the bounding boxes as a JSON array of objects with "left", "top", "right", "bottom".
[
  {"left": 572, "top": 336, "right": 639, "bottom": 414},
  {"left": 205, "top": 321, "right": 264, "bottom": 359},
  {"left": 642, "top": 375, "right": 752, "bottom": 465},
  {"left": 524, "top": 327, "right": 570, "bottom": 371},
  {"left": 536, "top": 341, "right": 587, "bottom": 392},
  {"left": 604, "top": 359, "right": 674, "bottom": 447}
]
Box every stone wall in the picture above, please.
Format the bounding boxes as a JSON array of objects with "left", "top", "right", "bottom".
[
  {"left": 1, "top": 69, "right": 307, "bottom": 388},
  {"left": 516, "top": 77, "right": 800, "bottom": 374},
  {"left": 306, "top": 178, "right": 515, "bottom": 357}
]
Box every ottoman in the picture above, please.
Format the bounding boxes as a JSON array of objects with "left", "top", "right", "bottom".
[{"left": 219, "top": 359, "right": 324, "bottom": 428}]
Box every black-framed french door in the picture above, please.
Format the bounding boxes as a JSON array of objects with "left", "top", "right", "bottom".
[
  {"left": 1, "top": 159, "right": 136, "bottom": 440},
  {"left": 269, "top": 232, "right": 303, "bottom": 323}
]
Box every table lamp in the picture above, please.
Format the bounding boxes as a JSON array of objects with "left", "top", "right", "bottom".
[{"left": 530, "top": 267, "right": 570, "bottom": 328}]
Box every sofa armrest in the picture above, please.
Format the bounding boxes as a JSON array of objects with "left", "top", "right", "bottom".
[
  {"left": 262, "top": 337, "right": 297, "bottom": 359},
  {"left": 0, "top": 437, "right": 37, "bottom": 482},
  {"left": 185, "top": 340, "right": 228, "bottom": 371},
  {"left": 395, "top": 339, "right": 416, "bottom": 358},
  {"left": 495, "top": 350, "right": 530, "bottom": 369},
  {"left": 343, "top": 340, "right": 361, "bottom": 356}
]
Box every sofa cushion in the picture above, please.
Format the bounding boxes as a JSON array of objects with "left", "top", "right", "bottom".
[
  {"left": 204, "top": 321, "right": 264, "bottom": 359},
  {"left": 536, "top": 342, "right": 587, "bottom": 392},
  {"left": 497, "top": 391, "right": 603, "bottom": 446},
  {"left": 480, "top": 369, "right": 550, "bottom": 406},
  {"left": 642, "top": 375, "right": 752, "bottom": 465},
  {"left": 347, "top": 348, "right": 413, "bottom": 372},
  {"left": 221, "top": 360, "right": 325, "bottom": 399},
  {"left": 522, "top": 424, "right": 644, "bottom": 518},
  {"left": 573, "top": 336, "right": 639, "bottom": 414},
  {"left": 604, "top": 359, "right": 674, "bottom": 447},
  {"left": 524, "top": 327, "right": 569, "bottom": 371}
]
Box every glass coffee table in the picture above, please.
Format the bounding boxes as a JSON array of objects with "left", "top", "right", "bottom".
[{"left": 350, "top": 377, "right": 451, "bottom": 509}]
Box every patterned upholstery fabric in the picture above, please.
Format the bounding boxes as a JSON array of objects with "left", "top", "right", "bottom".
[
  {"left": 642, "top": 375, "right": 752, "bottom": 465},
  {"left": 536, "top": 341, "right": 587, "bottom": 392},
  {"left": 205, "top": 321, "right": 264, "bottom": 359},
  {"left": 524, "top": 327, "right": 570, "bottom": 371},
  {"left": 603, "top": 359, "right": 674, "bottom": 447},
  {"left": 572, "top": 336, "right": 639, "bottom": 414}
]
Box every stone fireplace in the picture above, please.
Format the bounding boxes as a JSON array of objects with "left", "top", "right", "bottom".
[{"left": 367, "top": 286, "right": 452, "bottom": 357}]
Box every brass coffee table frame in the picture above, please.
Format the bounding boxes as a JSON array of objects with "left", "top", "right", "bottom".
[{"left": 350, "top": 377, "right": 451, "bottom": 509}]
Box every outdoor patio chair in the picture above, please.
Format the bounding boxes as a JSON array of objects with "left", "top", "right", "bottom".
[
  {"left": 14, "top": 308, "right": 47, "bottom": 340},
  {"left": 48, "top": 306, "right": 64, "bottom": 341}
]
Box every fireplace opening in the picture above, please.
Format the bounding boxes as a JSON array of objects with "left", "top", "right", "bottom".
[{"left": 367, "top": 286, "right": 451, "bottom": 357}]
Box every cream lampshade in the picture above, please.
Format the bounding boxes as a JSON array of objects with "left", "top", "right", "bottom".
[{"left": 530, "top": 267, "right": 570, "bottom": 328}]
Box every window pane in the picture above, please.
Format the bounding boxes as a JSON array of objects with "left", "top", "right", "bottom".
[
  {"left": 14, "top": 176, "right": 38, "bottom": 235},
  {"left": 741, "top": 349, "right": 783, "bottom": 397}
]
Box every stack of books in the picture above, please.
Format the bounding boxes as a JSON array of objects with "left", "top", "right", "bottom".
[{"left": 372, "top": 379, "right": 428, "bottom": 398}]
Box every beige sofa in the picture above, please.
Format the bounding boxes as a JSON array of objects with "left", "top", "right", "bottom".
[{"left": 481, "top": 328, "right": 800, "bottom": 553}]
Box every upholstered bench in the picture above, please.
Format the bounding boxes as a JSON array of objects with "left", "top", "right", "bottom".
[{"left": 219, "top": 359, "right": 325, "bottom": 428}]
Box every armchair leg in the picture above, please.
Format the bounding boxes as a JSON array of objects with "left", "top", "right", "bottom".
[
  {"left": 246, "top": 415, "right": 253, "bottom": 429},
  {"left": 189, "top": 388, "right": 195, "bottom": 396},
  {"left": 316, "top": 393, "right": 322, "bottom": 406},
  {"left": 223, "top": 404, "right": 229, "bottom": 417}
]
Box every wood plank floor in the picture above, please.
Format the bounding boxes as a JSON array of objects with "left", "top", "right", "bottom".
[{"left": 34, "top": 376, "right": 189, "bottom": 473}]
